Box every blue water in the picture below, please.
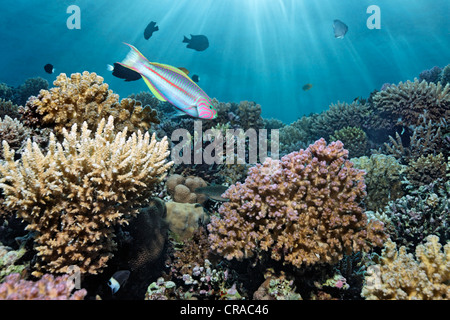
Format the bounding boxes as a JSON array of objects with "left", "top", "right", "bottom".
[{"left": 1, "top": 0, "right": 449, "bottom": 123}]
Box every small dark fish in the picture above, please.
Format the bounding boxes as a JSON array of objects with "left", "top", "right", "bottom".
[
  {"left": 144, "top": 21, "right": 159, "bottom": 40},
  {"left": 302, "top": 83, "right": 313, "bottom": 91},
  {"left": 183, "top": 34, "right": 209, "bottom": 51},
  {"left": 44, "top": 63, "right": 54, "bottom": 74},
  {"left": 195, "top": 185, "right": 229, "bottom": 202},
  {"left": 191, "top": 74, "right": 200, "bottom": 83},
  {"left": 107, "top": 63, "right": 141, "bottom": 82},
  {"left": 108, "top": 270, "right": 130, "bottom": 294},
  {"left": 333, "top": 19, "right": 348, "bottom": 39}
]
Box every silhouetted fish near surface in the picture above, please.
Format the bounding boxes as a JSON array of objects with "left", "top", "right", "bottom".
[
  {"left": 108, "top": 270, "right": 130, "bottom": 294},
  {"left": 302, "top": 83, "right": 313, "bottom": 91},
  {"left": 195, "top": 185, "right": 230, "bottom": 202},
  {"left": 44, "top": 63, "right": 54, "bottom": 74},
  {"left": 144, "top": 21, "right": 159, "bottom": 40},
  {"left": 191, "top": 74, "right": 200, "bottom": 83},
  {"left": 183, "top": 34, "right": 209, "bottom": 51},
  {"left": 333, "top": 19, "right": 348, "bottom": 39},
  {"left": 107, "top": 63, "right": 141, "bottom": 82}
]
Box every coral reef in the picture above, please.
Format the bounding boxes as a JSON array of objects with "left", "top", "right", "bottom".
[
  {"left": 165, "top": 202, "right": 208, "bottom": 241},
  {"left": 125, "top": 198, "right": 168, "bottom": 272},
  {"left": 208, "top": 138, "right": 387, "bottom": 268},
  {"left": 0, "top": 83, "right": 14, "bottom": 102},
  {"left": 165, "top": 174, "right": 208, "bottom": 204},
  {"left": 0, "top": 243, "right": 27, "bottom": 282},
  {"left": 0, "top": 273, "right": 87, "bottom": 300},
  {"left": 0, "top": 99, "right": 20, "bottom": 119},
  {"left": 419, "top": 66, "right": 442, "bottom": 84},
  {"left": 0, "top": 116, "right": 173, "bottom": 275},
  {"left": 235, "top": 101, "right": 265, "bottom": 131},
  {"left": 329, "top": 126, "right": 368, "bottom": 158},
  {"left": 405, "top": 153, "right": 447, "bottom": 188},
  {"left": 372, "top": 79, "right": 450, "bottom": 127},
  {"left": 351, "top": 154, "right": 405, "bottom": 211},
  {"left": 382, "top": 180, "right": 449, "bottom": 251},
  {"left": 310, "top": 101, "right": 370, "bottom": 139},
  {"left": 0, "top": 115, "right": 32, "bottom": 159},
  {"left": 253, "top": 269, "right": 302, "bottom": 300},
  {"left": 362, "top": 235, "right": 450, "bottom": 300},
  {"left": 13, "top": 77, "right": 49, "bottom": 107},
  {"left": 20, "top": 72, "right": 159, "bottom": 137},
  {"left": 441, "top": 64, "right": 450, "bottom": 86}
]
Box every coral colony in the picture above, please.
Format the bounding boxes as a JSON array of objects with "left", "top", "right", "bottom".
[{"left": 0, "top": 66, "right": 449, "bottom": 300}]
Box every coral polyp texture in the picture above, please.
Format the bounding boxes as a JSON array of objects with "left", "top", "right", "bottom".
[
  {"left": 362, "top": 235, "right": 450, "bottom": 300},
  {"left": 0, "top": 273, "right": 87, "bottom": 300},
  {"left": 207, "top": 138, "right": 387, "bottom": 268},
  {"left": 0, "top": 116, "right": 173, "bottom": 275},
  {"left": 372, "top": 79, "right": 450, "bottom": 127},
  {"left": 20, "top": 71, "right": 159, "bottom": 136}
]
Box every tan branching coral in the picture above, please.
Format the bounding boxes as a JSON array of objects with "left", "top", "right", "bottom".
[
  {"left": 0, "top": 116, "right": 173, "bottom": 275},
  {"left": 362, "top": 235, "right": 450, "bottom": 300},
  {"left": 405, "top": 153, "right": 447, "bottom": 188},
  {"left": 372, "top": 79, "right": 450, "bottom": 127},
  {"left": 21, "top": 71, "right": 159, "bottom": 137}
]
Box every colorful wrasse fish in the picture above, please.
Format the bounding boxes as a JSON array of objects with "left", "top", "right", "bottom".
[{"left": 117, "top": 43, "right": 217, "bottom": 120}]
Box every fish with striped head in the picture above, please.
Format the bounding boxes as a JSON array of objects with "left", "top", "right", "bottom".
[{"left": 117, "top": 43, "right": 217, "bottom": 120}]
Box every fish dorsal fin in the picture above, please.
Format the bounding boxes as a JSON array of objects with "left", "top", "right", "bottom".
[
  {"left": 142, "top": 75, "right": 167, "bottom": 102},
  {"left": 151, "top": 62, "right": 198, "bottom": 86}
]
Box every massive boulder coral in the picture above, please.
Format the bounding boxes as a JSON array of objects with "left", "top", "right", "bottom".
[
  {"left": 208, "top": 139, "right": 387, "bottom": 268},
  {"left": 362, "top": 235, "right": 450, "bottom": 300},
  {"left": 20, "top": 71, "right": 159, "bottom": 137},
  {"left": 372, "top": 79, "right": 450, "bottom": 127},
  {"left": 0, "top": 116, "right": 173, "bottom": 275}
]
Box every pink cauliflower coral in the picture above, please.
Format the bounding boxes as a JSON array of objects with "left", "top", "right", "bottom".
[{"left": 208, "top": 138, "right": 386, "bottom": 268}]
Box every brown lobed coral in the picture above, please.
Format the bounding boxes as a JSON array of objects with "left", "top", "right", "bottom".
[
  {"left": 208, "top": 138, "right": 387, "bottom": 268},
  {"left": 362, "top": 235, "right": 450, "bottom": 300},
  {"left": 0, "top": 116, "right": 173, "bottom": 275},
  {"left": 165, "top": 174, "right": 208, "bottom": 204},
  {"left": 20, "top": 71, "right": 159, "bottom": 137}
]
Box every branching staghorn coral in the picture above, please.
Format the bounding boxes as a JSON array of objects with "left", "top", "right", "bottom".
[
  {"left": 0, "top": 115, "right": 32, "bottom": 159},
  {"left": 208, "top": 139, "right": 387, "bottom": 268},
  {"left": 20, "top": 72, "right": 159, "bottom": 137},
  {"left": 405, "top": 153, "right": 447, "bottom": 189},
  {"left": 372, "top": 79, "right": 450, "bottom": 127},
  {"left": 362, "top": 235, "right": 450, "bottom": 300},
  {"left": 0, "top": 116, "right": 173, "bottom": 275}
]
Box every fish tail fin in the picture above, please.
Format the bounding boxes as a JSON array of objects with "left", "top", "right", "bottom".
[
  {"left": 119, "top": 42, "right": 151, "bottom": 74},
  {"left": 183, "top": 36, "right": 189, "bottom": 43},
  {"left": 106, "top": 64, "right": 114, "bottom": 72}
]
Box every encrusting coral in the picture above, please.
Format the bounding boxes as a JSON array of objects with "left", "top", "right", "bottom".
[
  {"left": 0, "top": 273, "right": 87, "bottom": 300},
  {"left": 20, "top": 71, "right": 159, "bottom": 137},
  {"left": 362, "top": 235, "right": 450, "bottom": 300},
  {"left": 208, "top": 138, "right": 387, "bottom": 268},
  {"left": 0, "top": 116, "right": 173, "bottom": 275},
  {"left": 165, "top": 174, "right": 208, "bottom": 204},
  {"left": 329, "top": 126, "right": 368, "bottom": 158}
]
